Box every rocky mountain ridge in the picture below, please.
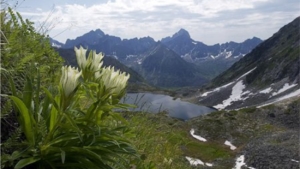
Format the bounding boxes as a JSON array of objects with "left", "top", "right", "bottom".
[
  {"left": 51, "top": 28, "right": 262, "bottom": 86},
  {"left": 161, "top": 28, "right": 262, "bottom": 62},
  {"left": 56, "top": 28, "right": 261, "bottom": 65}
]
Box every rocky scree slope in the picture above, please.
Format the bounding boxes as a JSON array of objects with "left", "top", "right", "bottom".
[{"left": 188, "top": 99, "right": 300, "bottom": 169}]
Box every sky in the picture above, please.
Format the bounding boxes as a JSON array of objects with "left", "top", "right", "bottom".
[{"left": 8, "top": 0, "right": 300, "bottom": 45}]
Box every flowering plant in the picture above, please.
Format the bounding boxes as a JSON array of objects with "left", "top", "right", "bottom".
[{"left": 2, "top": 47, "right": 137, "bottom": 169}]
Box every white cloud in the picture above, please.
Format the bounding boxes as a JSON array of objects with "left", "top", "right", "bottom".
[
  {"left": 187, "top": 0, "right": 269, "bottom": 17},
  {"left": 17, "top": 0, "right": 300, "bottom": 44}
]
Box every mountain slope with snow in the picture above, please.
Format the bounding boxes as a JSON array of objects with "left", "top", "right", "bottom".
[{"left": 198, "top": 16, "right": 300, "bottom": 110}]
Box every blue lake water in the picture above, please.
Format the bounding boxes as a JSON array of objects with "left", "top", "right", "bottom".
[{"left": 121, "top": 93, "right": 216, "bottom": 120}]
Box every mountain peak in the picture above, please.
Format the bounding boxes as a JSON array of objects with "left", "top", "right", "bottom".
[
  {"left": 173, "top": 28, "right": 190, "bottom": 38},
  {"left": 90, "top": 29, "right": 105, "bottom": 37},
  {"left": 251, "top": 36, "right": 261, "bottom": 40},
  {"left": 242, "top": 36, "right": 263, "bottom": 46},
  {"left": 63, "top": 29, "right": 106, "bottom": 48}
]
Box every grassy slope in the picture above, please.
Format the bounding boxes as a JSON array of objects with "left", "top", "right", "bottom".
[
  {"left": 123, "top": 112, "right": 234, "bottom": 169},
  {"left": 122, "top": 98, "right": 299, "bottom": 168}
]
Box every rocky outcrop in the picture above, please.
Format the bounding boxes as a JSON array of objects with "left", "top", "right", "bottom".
[{"left": 244, "top": 131, "right": 299, "bottom": 169}]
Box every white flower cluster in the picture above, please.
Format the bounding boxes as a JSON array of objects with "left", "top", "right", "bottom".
[
  {"left": 60, "top": 66, "right": 81, "bottom": 97},
  {"left": 89, "top": 50, "right": 104, "bottom": 72},
  {"left": 75, "top": 46, "right": 104, "bottom": 74},
  {"left": 74, "top": 46, "right": 88, "bottom": 70},
  {"left": 96, "top": 66, "right": 130, "bottom": 95},
  {"left": 60, "top": 46, "right": 129, "bottom": 97}
]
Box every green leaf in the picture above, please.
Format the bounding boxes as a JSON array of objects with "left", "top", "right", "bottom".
[
  {"left": 48, "top": 133, "right": 80, "bottom": 146},
  {"left": 14, "top": 157, "right": 40, "bottom": 169},
  {"left": 43, "top": 88, "right": 61, "bottom": 132},
  {"left": 43, "top": 87, "right": 60, "bottom": 112},
  {"left": 49, "top": 104, "right": 58, "bottom": 132},
  {"left": 23, "top": 76, "right": 33, "bottom": 110},
  {"left": 60, "top": 149, "right": 66, "bottom": 164},
  {"left": 34, "top": 66, "right": 41, "bottom": 114},
  {"left": 40, "top": 92, "right": 51, "bottom": 120},
  {"left": 9, "top": 96, "right": 35, "bottom": 145},
  {"left": 63, "top": 113, "right": 82, "bottom": 140},
  {"left": 11, "top": 151, "right": 23, "bottom": 160},
  {"left": 110, "top": 112, "right": 128, "bottom": 125},
  {"left": 85, "top": 100, "right": 100, "bottom": 120},
  {"left": 9, "top": 76, "right": 17, "bottom": 96}
]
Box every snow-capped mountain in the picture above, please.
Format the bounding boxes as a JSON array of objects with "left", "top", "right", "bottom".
[
  {"left": 160, "top": 29, "right": 262, "bottom": 79},
  {"left": 198, "top": 17, "right": 300, "bottom": 110},
  {"left": 160, "top": 29, "right": 262, "bottom": 78},
  {"left": 161, "top": 29, "right": 262, "bottom": 62}
]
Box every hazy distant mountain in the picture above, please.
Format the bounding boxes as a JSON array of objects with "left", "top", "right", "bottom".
[
  {"left": 63, "top": 29, "right": 105, "bottom": 49},
  {"left": 135, "top": 43, "right": 207, "bottom": 87},
  {"left": 62, "top": 29, "right": 156, "bottom": 60},
  {"left": 198, "top": 16, "right": 300, "bottom": 110}
]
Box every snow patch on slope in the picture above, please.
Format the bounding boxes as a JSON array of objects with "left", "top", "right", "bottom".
[
  {"left": 51, "top": 42, "right": 62, "bottom": 48},
  {"left": 259, "top": 87, "right": 272, "bottom": 94},
  {"left": 233, "top": 155, "right": 256, "bottom": 169},
  {"left": 185, "top": 156, "right": 213, "bottom": 167},
  {"left": 190, "top": 129, "right": 207, "bottom": 142},
  {"left": 224, "top": 140, "right": 237, "bottom": 150},
  {"left": 201, "top": 82, "right": 234, "bottom": 97},
  {"left": 201, "top": 67, "right": 256, "bottom": 98},
  {"left": 206, "top": 163, "right": 213, "bottom": 166},
  {"left": 185, "top": 156, "right": 204, "bottom": 166},
  {"left": 271, "top": 83, "right": 298, "bottom": 96},
  {"left": 214, "top": 80, "right": 249, "bottom": 110},
  {"left": 237, "top": 67, "right": 257, "bottom": 81},
  {"left": 257, "top": 89, "right": 300, "bottom": 108},
  {"left": 225, "top": 51, "right": 233, "bottom": 58}
]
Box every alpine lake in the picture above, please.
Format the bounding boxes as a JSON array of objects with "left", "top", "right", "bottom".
[{"left": 121, "top": 93, "right": 216, "bottom": 120}]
